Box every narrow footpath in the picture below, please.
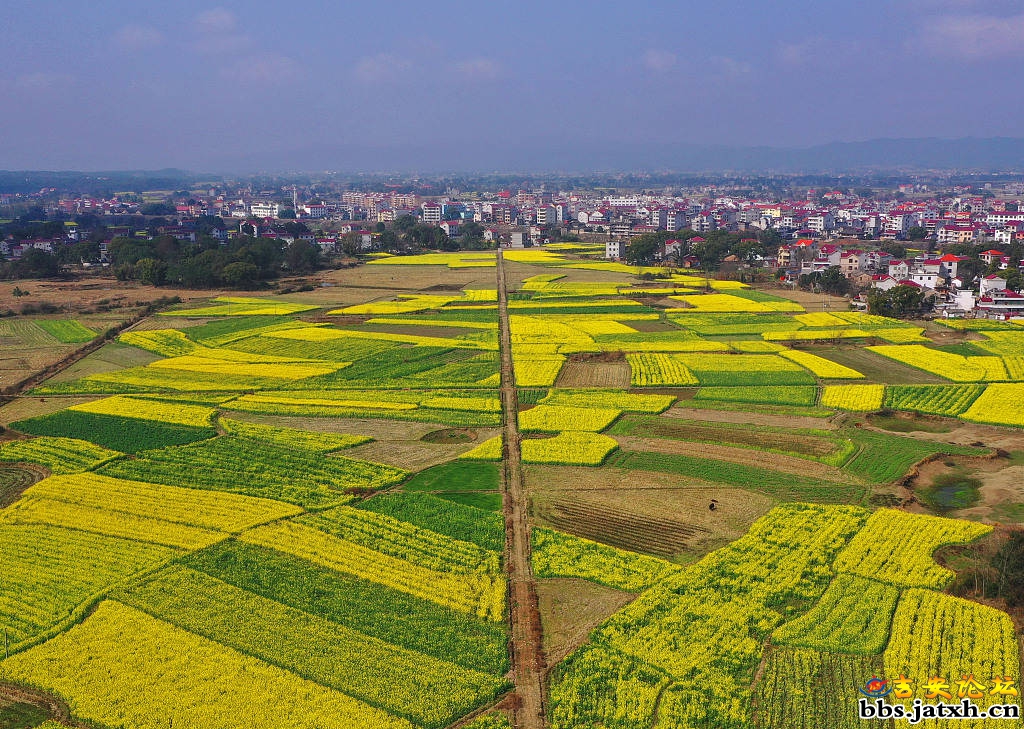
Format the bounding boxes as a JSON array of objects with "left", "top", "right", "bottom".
[{"left": 496, "top": 251, "right": 547, "bottom": 729}]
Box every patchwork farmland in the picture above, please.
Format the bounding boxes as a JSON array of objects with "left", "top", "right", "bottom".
[{"left": 1, "top": 247, "right": 1023, "bottom": 728}]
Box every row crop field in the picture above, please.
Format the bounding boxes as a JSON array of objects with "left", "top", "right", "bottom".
[
  {"left": 2, "top": 251, "right": 1023, "bottom": 728},
  {"left": 547, "top": 506, "right": 1020, "bottom": 729}
]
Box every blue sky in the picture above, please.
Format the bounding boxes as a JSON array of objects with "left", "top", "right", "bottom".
[{"left": 3, "top": 0, "right": 1024, "bottom": 171}]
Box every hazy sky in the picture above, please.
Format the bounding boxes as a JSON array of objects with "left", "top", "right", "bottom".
[{"left": 3, "top": 0, "right": 1024, "bottom": 171}]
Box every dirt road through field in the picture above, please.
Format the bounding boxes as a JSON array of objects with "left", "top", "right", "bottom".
[{"left": 496, "top": 250, "right": 547, "bottom": 729}]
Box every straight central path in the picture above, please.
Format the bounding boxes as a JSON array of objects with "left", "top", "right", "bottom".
[{"left": 495, "top": 250, "right": 547, "bottom": 729}]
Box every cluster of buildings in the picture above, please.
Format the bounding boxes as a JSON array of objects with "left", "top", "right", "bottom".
[
  {"left": 774, "top": 238, "right": 1024, "bottom": 317},
  {"left": 5, "top": 181, "right": 1024, "bottom": 317},
  {"left": 13, "top": 180, "right": 1024, "bottom": 246}
]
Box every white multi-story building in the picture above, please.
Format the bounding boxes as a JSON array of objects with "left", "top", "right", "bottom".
[
  {"left": 986, "top": 211, "right": 1024, "bottom": 227},
  {"left": 439, "top": 220, "right": 461, "bottom": 237},
  {"left": 300, "top": 203, "right": 328, "bottom": 218},
  {"left": 421, "top": 202, "right": 442, "bottom": 224},
  {"left": 981, "top": 274, "right": 1008, "bottom": 294},
  {"left": 908, "top": 269, "right": 940, "bottom": 289},
  {"left": 666, "top": 209, "right": 687, "bottom": 231},
  {"left": 536, "top": 205, "right": 558, "bottom": 226},
  {"left": 977, "top": 289, "right": 1024, "bottom": 316},
  {"left": 648, "top": 208, "right": 667, "bottom": 229},
  {"left": 806, "top": 212, "right": 835, "bottom": 234},
  {"left": 605, "top": 240, "right": 622, "bottom": 259},
  {"left": 888, "top": 260, "right": 910, "bottom": 279},
  {"left": 249, "top": 202, "right": 280, "bottom": 218}
]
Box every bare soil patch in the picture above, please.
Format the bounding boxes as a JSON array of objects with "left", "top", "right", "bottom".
[
  {"left": 555, "top": 360, "right": 630, "bottom": 388},
  {"left": 616, "top": 415, "right": 840, "bottom": 459},
  {"left": 859, "top": 419, "right": 1024, "bottom": 453},
  {"left": 504, "top": 262, "right": 632, "bottom": 288},
  {"left": 421, "top": 428, "right": 477, "bottom": 444},
  {"left": 45, "top": 341, "right": 161, "bottom": 383},
  {"left": 0, "top": 396, "right": 101, "bottom": 425},
  {"left": 536, "top": 578, "right": 635, "bottom": 665},
  {"left": 0, "top": 276, "right": 215, "bottom": 311},
  {"left": 0, "top": 346, "right": 73, "bottom": 388},
  {"left": 358, "top": 322, "right": 472, "bottom": 339},
  {"left": 0, "top": 465, "right": 43, "bottom": 508},
  {"left": 346, "top": 439, "right": 481, "bottom": 471},
  {"left": 910, "top": 453, "right": 1024, "bottom": 524},
  {"left": 527, "top": 467, "right": 773, "bottom": 557},
  {"left": 535, "top": 493, "right": 711, "bottom": 557},
  {"left": 311, "top": 314, "right": 367, "bottom": 326},
  {"left": 867, "top": 411, "right": 954, "bottom": 434}
]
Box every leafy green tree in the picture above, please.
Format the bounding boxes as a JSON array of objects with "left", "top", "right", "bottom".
[
  {"left": 281, "top": 221, "right": 309, "bottom": 237},
  {"left": 221, "top": 261, "right": 260, "bottom": 288},
  {"left": 394, "top": 215, "right": 418, "bottom": 234},
  {"left": 945, "top": 243, "right": 975, "bottom": 257},
  {"left": 278, "top": 208, "right": 297, "bottom": 219},
  {"left": 756, "top": 227, "right": 784, "bottom": 249},
  {"left": 692, "top": 232, "right": 733, "bottom": 271},
  {"left": 135, "top": 257, "right": 168, "bottom": 286},
  {"left": 733, "top": 238, "right": 764, "bottom": 265},
  {"left": 956, "top": 257, "right": 984, "bottom": 285},
  {"left": 906, "top": 226, "right": 928, "bottom": 241},
  {"left": 799, "top": 266, "right": 849, "bottom": 295},
  {"left": 172, "top": 249, "right": 225, "bottom": 288},
  {"left": 285, "top": 240, "right": 320, "bottom": 273},
  {"left": 141, "top": 202, "right": 175, "bottom": 216},
  {"left": 339, "top": 232, "right": 362, "bottom": 256},
  {"left": 56, "top": 240, "right": 100, "bottom": 265},
  {"left": 867, "top": 284, "right": 926, "bottom": 317},
  {"left": 195, "top": 216, "right": 226, "bottom": 235},
  {"left": 879, "top": 242, "right": 908, "bottom": 260},
  {"left": 107, "top": 237, "right": 157, "bottom": 266},
  {"left": 625, "top": 236, "right": 661, "bottom": 265},
  {"left": 12, "top": 249, "right": 59, "bottom": 278},
  {"left": 457, "top": 221, "right": 486, "bottom": 249}
]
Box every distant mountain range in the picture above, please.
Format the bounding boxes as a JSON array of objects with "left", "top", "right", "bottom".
[
  {"left": 203, "top": 136, "right": 1024, "bottom": 175},
  {"left": 8, "top": 138, "right": 1024, "bottom": 176},
  {"left": 650, "top": 137, "right": 1024, "bottom": 174}
]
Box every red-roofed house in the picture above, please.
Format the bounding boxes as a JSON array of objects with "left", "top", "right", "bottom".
[
  {"left": 936, "top": 253, "right": 969, "bottom": 278},
  {"left": 839, "top": 250, "right": 866, "bottom": 276},
  {"left": 937, "top": 224, "right": 976, "bottom": 246},
  {"left": 980, "top": 249, "right": 1004, "bottom": 265},
  {"left": 871, "top": 274, "right": 898, "bottom": 292},
  {"left": 977, "top": 289, "right": 1024, "bottom": 316}
]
